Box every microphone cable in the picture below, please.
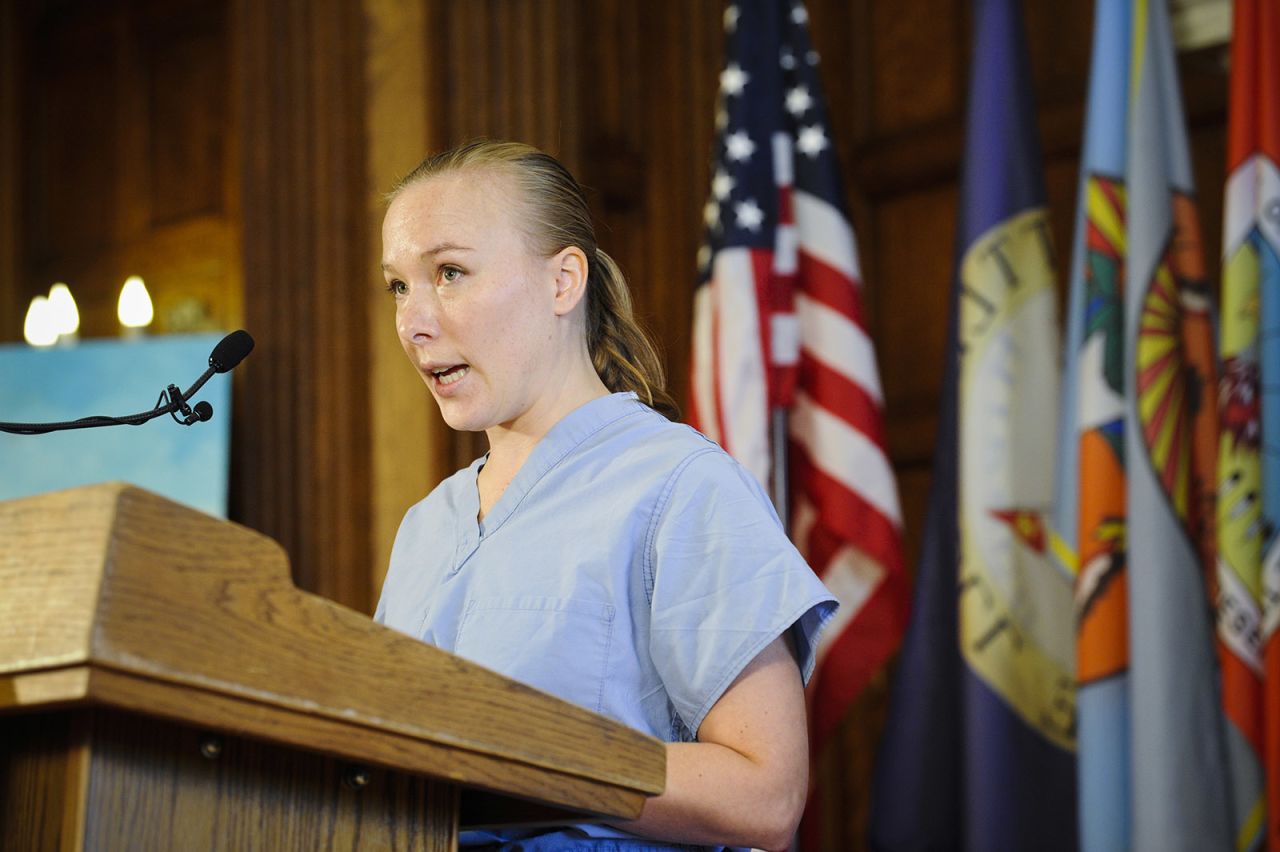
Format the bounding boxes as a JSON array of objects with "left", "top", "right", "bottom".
[{"left": 0, "top": 330, "right": 255, "bottom": 436}]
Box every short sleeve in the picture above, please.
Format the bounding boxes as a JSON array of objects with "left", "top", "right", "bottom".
[{"left": 646, "top": 448, "right": 837, "bottom": 736}]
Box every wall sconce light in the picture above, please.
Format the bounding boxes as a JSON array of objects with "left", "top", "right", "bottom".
[
  {"left": 23, "top": 296, "right": 58, "bottom": 347},
  {"left": 47, "top": 282, "right": 80, "bottom": 343},
  {"left": 118, "top": 275, "right": 154, "bottom": 337}
]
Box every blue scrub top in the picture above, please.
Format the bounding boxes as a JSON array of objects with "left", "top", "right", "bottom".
[{"left": 376, "top": 392, "right": 837, "bottom": 850}]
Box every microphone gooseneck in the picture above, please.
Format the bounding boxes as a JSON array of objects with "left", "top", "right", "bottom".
[{"left": 0, "top": 330, "right": 256, "bottom": 435}]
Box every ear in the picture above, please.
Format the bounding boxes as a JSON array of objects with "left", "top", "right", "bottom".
[{"left": 551, "top": 246, "right": 590, "bottom": 317}]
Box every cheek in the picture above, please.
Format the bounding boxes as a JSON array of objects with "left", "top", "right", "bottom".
[{"left": 454, "top": 287, "right": 530, "bottom": 351}]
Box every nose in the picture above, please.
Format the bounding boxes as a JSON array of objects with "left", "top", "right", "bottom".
[{"left": 396, "top": 284, "right": 441, "bottom": 345}]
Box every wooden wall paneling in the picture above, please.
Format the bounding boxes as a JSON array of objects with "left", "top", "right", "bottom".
[
  {"left": 529, "top": 2, "right": 560, "bottom": 156},
  {"left": 579, "top": 0, "right": 651, "bottom": 388},
  {"left": 1024, "top": 0, "right": 1095, "bottom": 101},
  {"left": 0, "top": 1, "right": 19, "bottom": 340},
  {"left": 364, "top": 0, "right": 441, "bottom": 599},
  {"left": 632, "top": 0, "right": 725, "bottom": 410},
  {"left": 23, "top": 3, "right": 119, "bottom": 332},
  {"left": 112, "top": 6, "right": 148, "bottom": 244},
  {"left": 134, "top": 0, "right": 240, "bottom": 337},
  {"left": 490, "top": 2, "right": 515, "bottom": 142},
  {"left": 23, "top": 6, "right": 119, "bottom": 277},
  {"left": 16, "top": 0, "right": 239, "bottom": 339},
  {"left": 868, "top": 0, "right": 964, "bottom": 139},
  {"left": 146, "top": 5, "right": 229, "bottom": 227},
  {"left": 234, "top": 0, "right": 372, "bottom": 612},
  {"left": 504, "top": 2, "right": 530, "bottom": 142},
  {"left": 447, "top": 5, "right": 488, "bottom": 145},
  {"left": 874, "top": 184, "right": 957, "bottom": 468}
]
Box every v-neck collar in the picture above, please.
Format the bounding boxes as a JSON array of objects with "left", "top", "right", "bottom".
[{"left": 470, "top": 392, "right": 644, "bottom": 540}]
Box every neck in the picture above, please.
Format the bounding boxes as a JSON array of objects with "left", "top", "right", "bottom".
[
  {"left": 479, "top": 360, "right": 609, "bottom": 511},
  {"left": 485, "top": 373, "right": 609, "bottom": 463}
]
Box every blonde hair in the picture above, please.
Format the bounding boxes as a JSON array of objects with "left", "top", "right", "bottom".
[{"left": 390, "top": 140, "right": 679, "bottom": 420}]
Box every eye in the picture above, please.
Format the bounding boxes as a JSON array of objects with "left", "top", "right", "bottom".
[
  {"left": 440, "top": 265, "right": 463, "bottom": 284},
  {"left": 385, "top": 279, "right": 408, "bottom": 296}
]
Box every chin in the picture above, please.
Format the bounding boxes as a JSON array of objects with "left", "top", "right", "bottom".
[{"left": 433, "top": 398, "right": 494, "bottom": 434}]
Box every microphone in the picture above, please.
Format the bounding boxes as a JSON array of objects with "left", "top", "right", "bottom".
[
  {"left": 170, "top": 329, "right": 256, "bottom": 417},
  {"left": 210, "top": 329, "right": 254, "bottom": 373},
  {"left": 0, "top": 330, "right": 255, "bottom": 435}
]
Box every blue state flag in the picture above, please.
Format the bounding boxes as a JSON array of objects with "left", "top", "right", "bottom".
[{"left": 868, "top": 0, "right": 1077, "bottom": 849}]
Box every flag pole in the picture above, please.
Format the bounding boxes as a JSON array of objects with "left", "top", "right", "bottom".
[{"left": 771, "top": 407, "right": 790, "bottom": 535}]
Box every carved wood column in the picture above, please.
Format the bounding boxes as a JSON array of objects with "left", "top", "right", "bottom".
[
  {"left": 0, "top": 2, "right": 20, "bottom": 340},
  {"left": 232, "top": 0, "right": 372, "bottom": 611}
]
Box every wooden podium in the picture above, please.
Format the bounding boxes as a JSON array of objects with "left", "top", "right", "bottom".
[{"left": 0, "top": 484, "right": 665, "bottom": 850}]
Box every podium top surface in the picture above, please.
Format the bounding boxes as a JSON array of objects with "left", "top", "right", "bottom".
[{"left": 0, "top": 483, "right": 664, "bottom": 821}]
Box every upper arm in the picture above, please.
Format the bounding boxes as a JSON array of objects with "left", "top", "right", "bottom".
[
  {"left": 646, "top": 449, "right": 837, "bottom": 737},
  {"left": 695, "top": 633, "right": 809, "bottom": 790}
]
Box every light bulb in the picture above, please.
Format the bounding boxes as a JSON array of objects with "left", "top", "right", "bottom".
[
  {"left": 47, "top": 282, "right": 80, "bottom": 338},
  {"left": 23, "top": 296, "right": 59, "bottom": 347},
  {"left": 117, "top": 275, "right": 154, "bottom": 330}
]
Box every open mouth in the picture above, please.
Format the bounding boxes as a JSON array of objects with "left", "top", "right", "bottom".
[{"left": 432, "top": 364, "right": 470, "bottom": 386}]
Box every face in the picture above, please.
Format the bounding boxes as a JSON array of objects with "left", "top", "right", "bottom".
[{"left": 381, "top": 169, "right": 579, "bottom": 436}]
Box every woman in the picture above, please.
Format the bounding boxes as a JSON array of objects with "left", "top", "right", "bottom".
[{"left": 375, "top": 140, "right": 836, "bottom": 852}]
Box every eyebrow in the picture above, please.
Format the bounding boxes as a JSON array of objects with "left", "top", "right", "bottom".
[
  {"left": 380, "top": 242, "right": 474, "bottom": 271},
  {"left": 422, "top": 242, "right": 474, "bottom": 257}
]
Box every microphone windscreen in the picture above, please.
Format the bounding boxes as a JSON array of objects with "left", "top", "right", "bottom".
[{"left": 209, "top": 330, "right": 255, "bottom": 373}]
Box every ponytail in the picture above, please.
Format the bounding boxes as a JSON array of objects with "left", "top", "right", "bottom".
[{"left": 587, "top": 249, "right": 680, "bottom": 420}]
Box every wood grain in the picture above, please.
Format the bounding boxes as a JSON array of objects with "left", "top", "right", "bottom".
[
  {"left": 0, "top": 713, "right": 90, "bottom": 852},
  {"left": 0, "top": 0, "right": 18, "bottom": 342},
  {"left": 0, "top": 483, "right": 664, "bottom": 825},
  {"left": 2, "top": 708, "right": 457, "bottom": 852},
  {"left": 79, "top": 709, "right": 456, "bottom": 851},
  {"left": 232, "top": 0, "right": 374, "bottom": 613}
]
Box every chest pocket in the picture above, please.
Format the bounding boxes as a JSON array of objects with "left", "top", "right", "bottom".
[{"left": 454, "top": 596, "right": 616, "bottom": 714}]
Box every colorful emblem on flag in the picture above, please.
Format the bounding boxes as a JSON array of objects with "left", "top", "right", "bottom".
[
  {"left": 1135, "top": 193, "right": 1218, "bottom": 554},
  {"left": 1076, "top": 174, "right": 1131, "bottom": 693},
  {"left": 1217, "top": 1, "right": 1280, "bottom": 847},
  {"left": 958, "top": 208, "right": 1076, "bottom": 750}
]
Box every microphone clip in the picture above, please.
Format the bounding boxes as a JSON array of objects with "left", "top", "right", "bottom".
[{"left": 165, "top": 383, "right": 213, "bottom": 426}]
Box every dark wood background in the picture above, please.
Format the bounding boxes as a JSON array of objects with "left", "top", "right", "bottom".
[{"left": 0, "top": 0, "right": 1228, "bottom": 847}]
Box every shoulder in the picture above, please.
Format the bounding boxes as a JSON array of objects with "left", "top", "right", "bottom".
[
  {"left": 589, "top": 399, "right": 740, "bottom": 477},
  {"left": 579, "top": 400, "right": 780, "bottom": 519}
]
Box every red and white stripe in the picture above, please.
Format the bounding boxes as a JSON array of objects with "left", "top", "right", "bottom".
[{"left": 690, "top": 137, "right": 908, "bottom": 747}]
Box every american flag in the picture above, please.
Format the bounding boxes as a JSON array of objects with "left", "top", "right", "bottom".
[{"left": 689, "top": 0, "right": 908, "bottom": 754}]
